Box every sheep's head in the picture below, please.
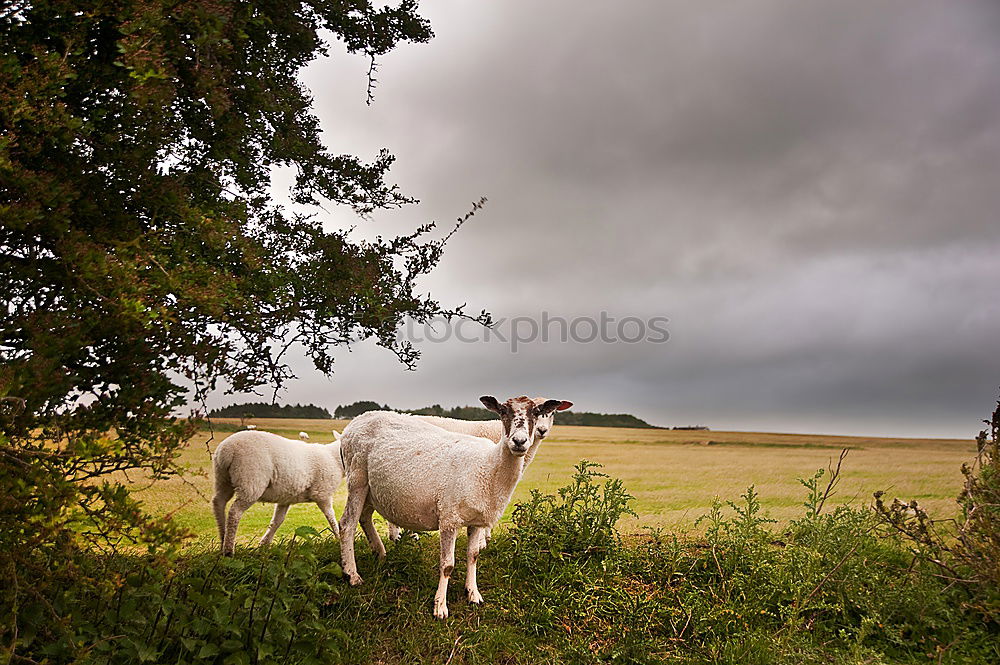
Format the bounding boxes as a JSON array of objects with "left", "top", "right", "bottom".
[
  {"left": 480, "top": 395, "right": 572, "bottom": 456},
  {"left": 531, "top": 396, "right": 573, "bottom": 440}
]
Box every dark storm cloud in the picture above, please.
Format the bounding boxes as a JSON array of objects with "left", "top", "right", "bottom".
[{"left": 213, "top": 1, "right": 1000, "bottom": 437}]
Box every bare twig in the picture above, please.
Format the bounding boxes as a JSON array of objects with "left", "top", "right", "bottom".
[
  {"left": 365, "top": 52, "right": 379, "bottom": 106},
  {"left": 816, "top": 448, "right": 849, "bottom": 515}
]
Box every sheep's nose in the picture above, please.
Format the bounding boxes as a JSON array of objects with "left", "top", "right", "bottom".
[
  {"left": 536, "top": 427, "right": 549, "bottom": 438},
  {"left": 511, "top": 435, "right": 528, "bottom": 449}
]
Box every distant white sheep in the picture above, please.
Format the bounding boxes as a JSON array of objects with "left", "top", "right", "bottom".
[
  {"left": 298, "top": 431, "right": 309, "bottom": 440},
  {"left": 212, "top": 430, "right": 344, "bottom": 555},
  {"left": 245, "top": 424, "right": 257, "bottom": 430},
  {"left": 338, "top": 395, "right": 569, "bottom": 619}
]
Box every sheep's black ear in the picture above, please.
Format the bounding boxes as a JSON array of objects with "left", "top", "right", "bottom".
[
  {"left": 537, "top": 399, "right": 565, "bottom": 415},
  {"left": 480, "top": 395, "right": 502, "bottom": 414}
]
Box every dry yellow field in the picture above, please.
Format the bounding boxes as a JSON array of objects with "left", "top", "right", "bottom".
[{"left": 133, "top": 418, "right": 977, "bottom": 549}]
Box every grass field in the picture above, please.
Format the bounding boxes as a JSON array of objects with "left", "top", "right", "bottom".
[{"left": 132, "top": 418, "right": 977, "bottom": 548}]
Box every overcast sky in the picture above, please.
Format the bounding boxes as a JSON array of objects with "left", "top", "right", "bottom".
[{"left": 210, "top": 0, "right": 1000, "bottom": 438}]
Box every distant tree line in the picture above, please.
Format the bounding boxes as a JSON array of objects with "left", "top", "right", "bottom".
[
  {"left": 406, "top": 404, "right": 497, "bottom": 420},
  {"left": 556, "top": 412, "right": 656, "bottom": 428},
  {"left": 338, "top": 402, "right": 658, "bottom": 428},
  {"left": 208, "top": 403, "right": 332, "bottom": 419},
  {"left": 208, "top": 400, "right": 660, "bottom": 428}
]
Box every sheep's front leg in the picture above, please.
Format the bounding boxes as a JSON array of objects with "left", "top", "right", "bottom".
[
  {"left": 434, "top": 527, "right": 457, "bottom": 619},
  {"left": 466, "top": 526, "right": 484, "bottom": 605},
  {"left": 259, "top": 504, "right": 290, "bottom": 546}
]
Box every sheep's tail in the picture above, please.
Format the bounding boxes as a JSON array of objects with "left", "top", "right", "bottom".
[
  {"left": 212, "top": 440, "right": 226, "bottom": 480},
  {"left": 213, "top": 442, "right": 239, "bottom": 501},
  {"left": 329, "top": 440, "right": 345, "bottom": 475}
]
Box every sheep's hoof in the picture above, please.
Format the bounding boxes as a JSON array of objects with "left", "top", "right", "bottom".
[
  {"left": 433, "top": 601, "right": 449, "bottom": 620},
  {"left": 347, "top": 572, "right": 364, "bottom": 586},
  {"left": 466, "top": 589, "right": 484, "bottom": 605}
]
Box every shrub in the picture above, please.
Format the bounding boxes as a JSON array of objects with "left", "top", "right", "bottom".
[
  {"left": 507, "top": 460, "right": 636, "bottom": 563},
  {"left": 622, "top": 455, "right": 996, "bottom": 662},
  {"left": 874, "top": 390, "right": 1000, "bottom": 623},
  {"left": 957, "top": 393, "right": 1000, "bottom": 592}
]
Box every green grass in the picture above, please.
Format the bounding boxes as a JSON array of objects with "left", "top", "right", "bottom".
[
  {"left": 15, "top": 421, "right": 996, "bottom": 665},
  {"left": 41, "top": 463, "right": 998, "bottom": 665},
  {"left": 128, "top": 419, "right": 976, "bottom": 547}
]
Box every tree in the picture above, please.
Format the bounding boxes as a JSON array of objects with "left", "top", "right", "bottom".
[
  {"left": 334, "top": 399, "right": 389, "bottom": 418},
  {"left": 0, "top": 0, "right": 487, "bottom": 654}
]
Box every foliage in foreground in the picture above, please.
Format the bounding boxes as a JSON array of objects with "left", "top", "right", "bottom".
[
  {"left": 10, "top": 461, "right": 999, "bottom": 665},
  {"left": 506, "top": 460, "right": 637, "bottom": 561}
]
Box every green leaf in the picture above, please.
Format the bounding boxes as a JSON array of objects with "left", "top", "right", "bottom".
[
  {"left": 224, "top": 652, "right": 250, "bottom": 665},
  {"left": 135, "top": 642, "right": 160, "bottom": 662},
  {"left": 221, "top": 638, "right": 243, "bottom": 652},
  {"left": 294, "top": 525, "right": 320, "bottom": 539},
  {"left": 197, "top": 643, "right": 220, "bottom": 659}
]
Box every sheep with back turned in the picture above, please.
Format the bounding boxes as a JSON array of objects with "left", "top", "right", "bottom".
[{"left": 212, "top": 429, "right": 343, "bottom": 555}]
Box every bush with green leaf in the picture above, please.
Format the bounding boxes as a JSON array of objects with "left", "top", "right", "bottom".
[
  {"left": 615, "top": 455, "right": 997, "bottom": 663},
  {"left": 875, "top": 390, "right": 1000, "bottom": 624},
  {"left": 44, "top": 526, "right": 345, "bottom": 665},
  {"left": 506, "top": 460, "right": 637, "bottom": 563}
]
